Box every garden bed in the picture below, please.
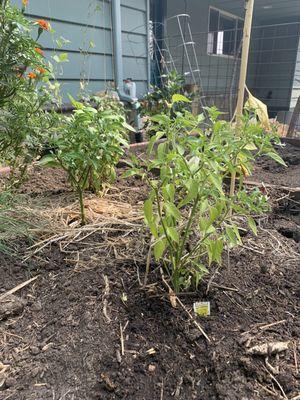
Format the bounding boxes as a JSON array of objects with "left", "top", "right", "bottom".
[{"left": 0, "top": 143, "right": 299, "bottom": 400}]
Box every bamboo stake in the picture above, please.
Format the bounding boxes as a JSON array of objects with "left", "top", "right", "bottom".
[{"left": 230, "top": 0, "right": 255, "bottom": 197}]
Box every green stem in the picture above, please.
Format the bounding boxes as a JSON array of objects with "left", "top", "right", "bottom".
[
  {"left": 154, "top": 187, "right": 175, "bottom": 253},
  {"left": 176, "top": 195, "right": 199, "bottom": 265},
  {"left": 183, "top": 209, "right": 230, "bottom": 267},
  {"left": 78, "top": 188, "right": 85, "bottom": 225}
]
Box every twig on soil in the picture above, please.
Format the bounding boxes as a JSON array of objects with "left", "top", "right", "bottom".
[
  {"left": 173, "top": 377, "right": 183, "bottom": 398},
  {"left": 160, "top": 268, "right": 211, "bottom": 343},
  {"left": 120, "top": 323, "right": 125, "bottom": 356},
  {"left": 265, "top": 357, "right": 279, "bottom": 375},
  {"left": 102, "top": 275, "right": 111, "bottom": 323},
  {"left": 256, "top": 381, "right": 285, "bottom": 399},
  {"left": 293, "top": 342, "right": 299, "bottom": 374},
  {"left": 160, "top": 380, "right": 164, "bottom": 400},
  {"left": 210, "top": 283, "right": 239, "bottom": 292},
  {"left": 144, "top": 237, "right": 154, "bottom": 286},
  {"left": 0, "top": 276, "right": 38, "bottom": 301},
  {"left": 264, "top": 367, "right": 288, "bottom": 399},
  {"left": 206, "top": 265, "right": 220, "bottom": 294},
  {"left": 258, "top": 320, "right": 286, "bottom": 331},
  {"left": 241, "top": 244, "right": 264, "bottom": 255},
  {"left": 0, "top": 329, "right": 23, "bottom": 340}
]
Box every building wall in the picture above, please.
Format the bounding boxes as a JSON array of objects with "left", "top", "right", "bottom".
[
  {"left": 165, "top": 0, "right": 300, "bottom": 116},
  {"left": 165, "top": 0, "right": 244, "bottom": 113},
  {"left": 12, "top": 0, "right": 149, "bottom": 101},
  {"left": 248, "top": 23, "right": 300, "bottom": 113},
  {"left": 290, "top": 34, "right": 300, "bottom": 110}
]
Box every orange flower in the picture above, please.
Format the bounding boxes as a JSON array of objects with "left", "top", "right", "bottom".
[
  {"left": 28, "top": 72, "right": 37, "bottom": 79},
  {"left": 36, "top": 19, "right": 51, "bottom": 31},
  {"left": 36, "top": 67, "right": 46, "bottom": 74},
  {"left": 35, "top": 47, "right": 44, "bottom": 56},
  {"left": 22, "top": 0, "right": 28, "bottom": 6}
]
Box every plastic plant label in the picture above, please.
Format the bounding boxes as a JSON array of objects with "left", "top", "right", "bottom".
[{"left": 193, "top": 301, "right": 210, "bottom": 317}]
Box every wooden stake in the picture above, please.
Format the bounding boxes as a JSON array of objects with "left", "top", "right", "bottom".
[
  {"left": 230, "top": 0, "right": 255, "bottom": 197},
  {"left": 236, "top": 0, "right": 255, "bottom": 120},
  {"left": 287, "top": 95, "right": 300, "bottom": 138}
]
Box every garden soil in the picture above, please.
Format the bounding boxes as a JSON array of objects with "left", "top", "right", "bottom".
[{"left": 0, "top": 143, "right": 299, "bottom": 400}]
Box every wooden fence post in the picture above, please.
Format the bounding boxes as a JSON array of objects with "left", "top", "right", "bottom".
[{"left": 230, "top": 0, "right": 255, "bottom": 197}]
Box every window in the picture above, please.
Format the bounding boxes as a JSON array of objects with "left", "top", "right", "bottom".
[{"left": 207, "top": 8, "right": 243, "bottom": 57}]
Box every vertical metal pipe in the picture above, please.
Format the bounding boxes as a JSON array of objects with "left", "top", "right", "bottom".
[
  {"left": 146, "top": 0, "right": 151, "bottom": 90},
  {"left": 111, "top": 0, "right": 133, "bottom": 102}
]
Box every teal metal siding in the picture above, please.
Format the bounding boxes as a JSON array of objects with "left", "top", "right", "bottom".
[{"left": 12, "top": 0, "right": 149, "bottom": 100}]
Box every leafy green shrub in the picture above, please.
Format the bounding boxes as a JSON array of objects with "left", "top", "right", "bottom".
[
  {"left": 0, "top": 0, "right": 50, "bottom": 106},
  {"left": 0, "top": 0, "right": 60, "bottom": 185},
  {"left": 40, "top": 97, "right": 131, "bottom": 224},
  {"left": 0, "top": 86, "right": 61, "bottom": 186},
  {"left": 141, "top": 71, "right": 196, "bottom": 133},
  {"left": 129, "top": 95, "right": 285, "bottom": 292}
]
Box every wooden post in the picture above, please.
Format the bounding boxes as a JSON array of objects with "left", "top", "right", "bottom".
[
  {"left": 235, "top": 0, "right": 255, "bottom": 119},
  {"left": 287, "top": 95, "right": 300, "bottom": 138},
  {"left": 230, "top": 0, "right": 255, "bottom": 197}
]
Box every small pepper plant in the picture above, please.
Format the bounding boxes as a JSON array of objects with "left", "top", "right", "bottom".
[
  {"left": 128, "top": 94, "right": 286, "bottom": 292},
  {"left": 40, "top": 96, "right": 132, "bottom": 225}
]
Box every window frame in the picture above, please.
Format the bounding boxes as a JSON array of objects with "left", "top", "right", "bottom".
[{"left": 207, "top": 6, "right": 244, "bottom": 59}]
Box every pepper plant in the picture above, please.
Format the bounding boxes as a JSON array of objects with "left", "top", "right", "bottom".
[
  {"left": 128, "top": 95, "right": 285, "bottom": 292},
  {"left": 40, "top": 96, "right": 131, "bottom": 225}
]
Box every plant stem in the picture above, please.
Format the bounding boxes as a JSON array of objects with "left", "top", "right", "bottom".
[
  {"left": 176, "top": 195, "right": 199, "bottom": 265},
  {"left": 229, "top": 170, "right": 236, "bottom": 197},
  {"left": 78, "top": 188, "right": 85, "bottom": 225}
]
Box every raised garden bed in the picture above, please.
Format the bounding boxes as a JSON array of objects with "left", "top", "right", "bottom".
[{"left": 0, "top": 143, "right": 299, "bottom": 400}]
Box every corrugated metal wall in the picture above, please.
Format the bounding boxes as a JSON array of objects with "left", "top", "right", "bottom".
[{"left": 12, "top": 0, "right": 149, "bottom": 100}]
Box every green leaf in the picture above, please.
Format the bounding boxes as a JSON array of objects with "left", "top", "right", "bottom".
[
  {"left": 144, "top": 199, "right": 153, "bottom": 224},
  {"left": 157, "top": 142, "right": 167, "bottom": 160},
  {"left": 38, "top": 155, "right": 60, "bottom": 168},
  {"left": 244, "top": 143, "right": 257, "bottom": 151},
  {"left": 165, "top": 202, "right": 181, "bottom": 220},
  {"left": 167, "top": 227, "right": 179, "bottom": 243},
  {"left": 209, "top": 206, "right": 220, "bottom": 223},
  {"left": 122, "top": 121, "right": 136, "bottom": 132},
  {"left": 68, "top": 95, "right": 84, "bottom": 109},
  {"left": 199, "top": 218, "right": 215, "bottom": 234},
  {"left": 247, "top": 216, "right": 257, "bottom": 235},
  {"left": 122, "top": 169, "right": 139, "bottom": 178},
  {"left": 266, "top": 152, "right": 287, "bottom": 167},
  {"left": 154, "top": 238, "right": 166, "bottom": 260},
  {"left": 209, "top": 174, "right": 223, "bottom": 194},
  {"left": 148, "top": 131, "right": 164, "bottom": 154},
  {"left": 206, "top": 239, "right": 223, "bottom": 265},
  {"left": 52, "top": 52, "right": 69, "bottom": 63},
  {"left": 232, "top": 226, "right": 242, "bottom": 244},
  {"left": 225, "top": 227, "right": 237, "bottom": 246},
  {"left": 162, "top": 184, "right": 175, "bottom": 202},
  {"left": 148, "top": 221, "right": 158, "bottom": 238},
  {"left": 151, "top": 114, "right": 169, "bottom": 124},
  {"left": 172, "top": 94, "right": 191, "bottom": 104},
  {"left": 199, "top": 199, "right": 209, "bottom": 215},
  {"left": 179, "top": 179, "right": 198, "bottom": 207}
]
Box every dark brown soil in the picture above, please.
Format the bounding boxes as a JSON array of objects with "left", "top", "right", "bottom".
[
  {"left": 254, "top": 143, "right": 300, "bottom": 188},
  {"left": 0, "top": 144, "right": 300, "bottom": 400}
]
